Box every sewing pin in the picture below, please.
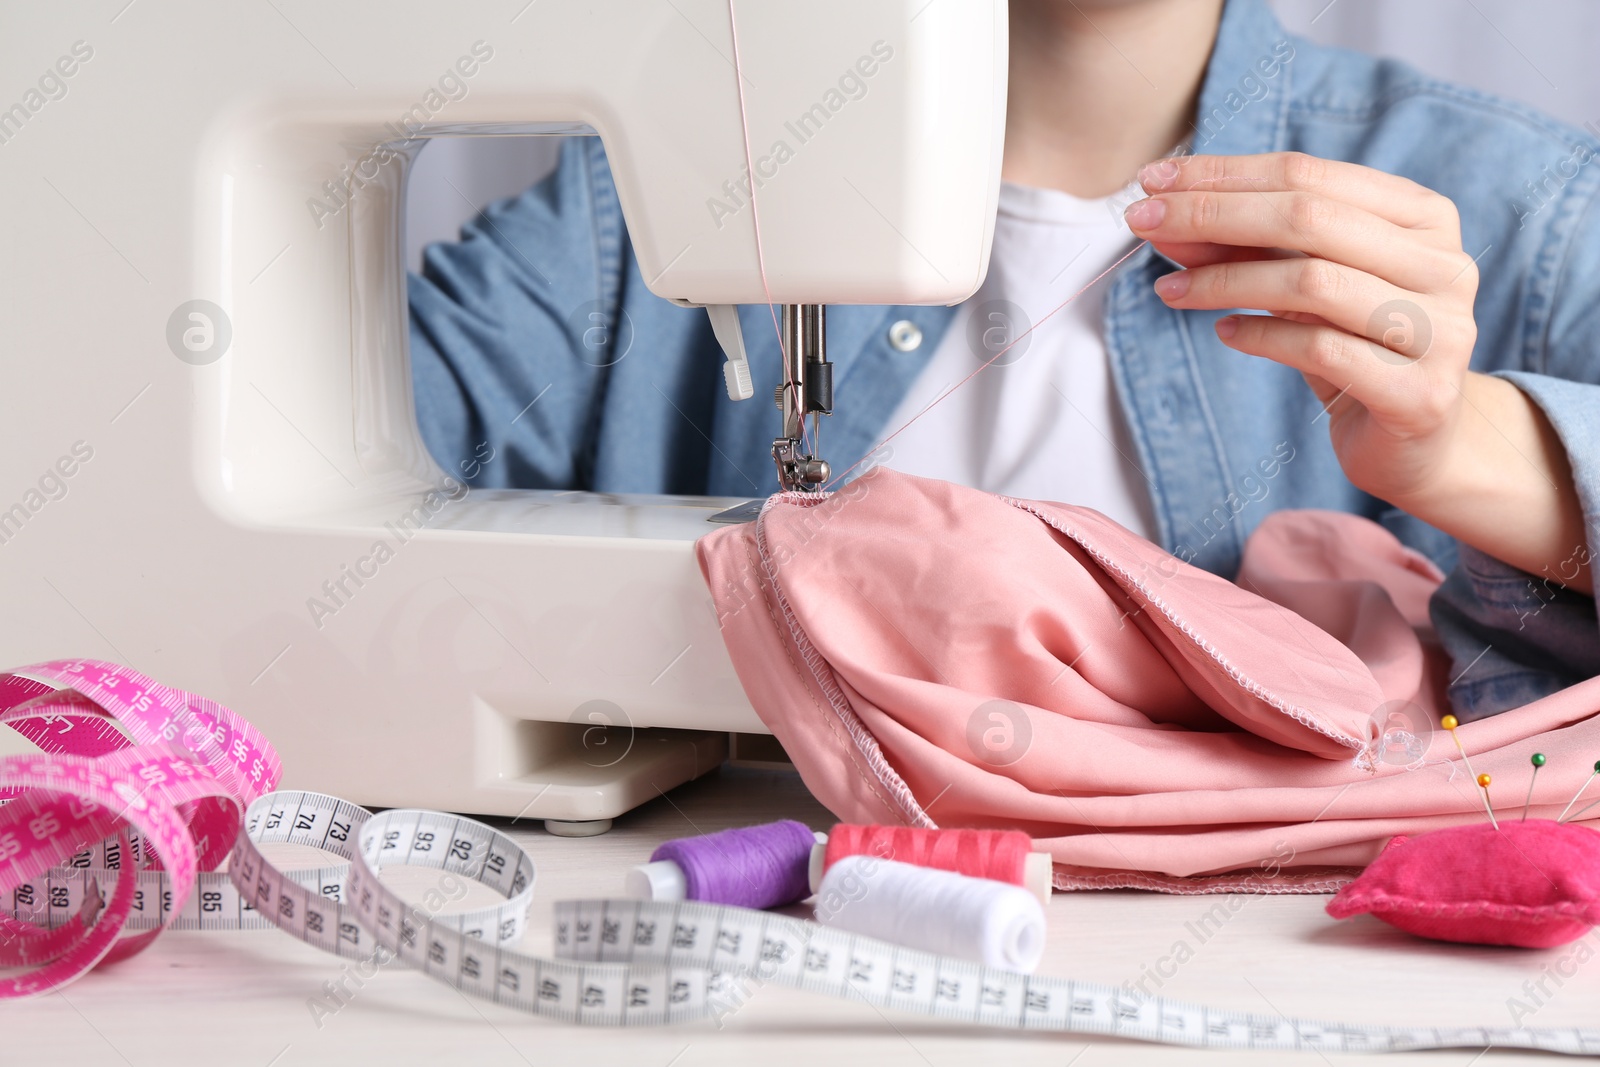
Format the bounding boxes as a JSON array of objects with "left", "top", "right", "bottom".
[
  {"left": 1476, "top": 773, "right": 1499, "bottom": 830},
  {"left": 1440, "top": 715, "right": 1481, "bottom": 776},
  {"left": 1556, "top": 760, "right": 1600, "bottom": 824},
  {"left": 1522, "top": 752, "right": 1545, "bottom": 822},
  {"left": 1441, "top": 716, "right": 1499, "bottom": 831},
  {"left": 1566, "top": 795, "right": 1600, "bottom": 826}
]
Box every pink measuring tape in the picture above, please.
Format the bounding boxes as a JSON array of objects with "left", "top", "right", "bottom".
[
  {"left": 0, "top": 658, "right": 278, "bottom": 995},
  {"left": 5, "top": 659, "right": 1600, "bottom": 1055}
]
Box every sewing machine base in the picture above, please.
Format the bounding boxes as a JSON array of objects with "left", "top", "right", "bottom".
[{"left": 483, "top": 726, "right": 730, "bottom": 833}]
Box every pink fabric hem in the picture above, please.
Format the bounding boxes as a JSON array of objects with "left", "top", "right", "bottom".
[
  {"left": 751, "top": 493, "right": 935, "bottom": 830},
  {"left": 1006, "top": 499, "right": 1373, "bottom": 766}
]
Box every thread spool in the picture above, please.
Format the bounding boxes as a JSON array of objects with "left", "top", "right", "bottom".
[
  {"left": 627, "top": 820, "right": 822, "bottom": 909},
  {"left": 815, "top": 855, "right": 1047, "bottom": 973},
  {"left": 808, "top": 825, "right": 1053, "bottom": 904}
]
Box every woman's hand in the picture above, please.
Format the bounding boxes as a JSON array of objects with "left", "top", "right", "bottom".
[
  {"left": 1124, "top": 152, "right": 1590, "bottom": 592},
  {"left": 1126, "top": 151, "right": 1481, "bottom": 504}
]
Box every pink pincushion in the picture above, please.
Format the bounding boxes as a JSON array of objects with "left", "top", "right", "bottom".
[{"left": 1327, "top": 819, "right": 1600, "bottom": 948}]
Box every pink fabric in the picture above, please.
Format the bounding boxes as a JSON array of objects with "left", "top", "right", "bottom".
[
  {"left": 697, "top": 468, "right": 1600, "bottom": 892},
  {"left": 1326, "top": 820, "right": 1600, "bottom": 947}
]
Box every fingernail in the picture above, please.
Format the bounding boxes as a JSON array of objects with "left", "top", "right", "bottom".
[
  {"left": 1153, "top": 272, "right": 1189, "bottom": 300},
  {"left": 1138, "top": 161, "right": 1176, "bottom": 191},
  {"left": 1215, "top": 315, "right": 1239, "bottom": 339},
  {"left": 1124, "top": 198, "right": 1165, "bottom": 230}
]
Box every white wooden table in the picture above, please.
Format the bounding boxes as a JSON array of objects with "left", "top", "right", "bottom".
[{"left": 4, "top": 766, "right": 1593, "bottom": 1066}]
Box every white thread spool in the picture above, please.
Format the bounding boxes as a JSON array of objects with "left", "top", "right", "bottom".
[{"left": 814, "top": 855, "right": 1047, "bottom": 974}]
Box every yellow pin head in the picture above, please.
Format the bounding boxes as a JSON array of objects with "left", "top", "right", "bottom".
[
  {"left": 1441, "top": 715, "right": 1459, "bottom": 731},
  {"left": 1478, "top": 773, "right": 1492, "bottom": 788}
]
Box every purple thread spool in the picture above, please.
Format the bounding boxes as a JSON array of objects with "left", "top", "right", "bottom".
[{"left": 628, "top": 820, "right": 818, "bottom": 909}]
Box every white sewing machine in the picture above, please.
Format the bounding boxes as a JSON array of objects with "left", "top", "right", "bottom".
[{"left": 0, "top": 2, "right": 1005, "bottom": 832}]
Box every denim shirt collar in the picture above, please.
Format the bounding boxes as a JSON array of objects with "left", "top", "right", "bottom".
[{"left": 1190, "top": 0, "right": 1295, "bottom": 160}]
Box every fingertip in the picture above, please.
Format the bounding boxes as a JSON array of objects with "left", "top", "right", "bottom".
[
  {"left": 1215, "top": 315, "right": 1240, "bottom": 340},
  {"left": 1124, "top": 198, "right": 1166, "bottom": 231},
  {"left": 1153, "top": 271, "right": 1190, "bottom": 301},
  {"left": 1138, "top": 160, "right": 1179, "bottom": 192}
]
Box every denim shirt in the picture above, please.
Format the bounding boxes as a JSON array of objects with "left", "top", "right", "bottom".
[{"left": 409, "top": 0, "right": 1600, "bottom": 719}]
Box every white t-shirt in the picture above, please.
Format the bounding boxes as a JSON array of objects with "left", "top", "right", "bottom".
[{"left": 877, "top": 179, "right": 1159, "bottom": 542}]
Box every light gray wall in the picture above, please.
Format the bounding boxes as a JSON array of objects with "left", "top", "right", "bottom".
[
  {"left": 1270, "top": 0, "right": 1600, "bottom": 128},
  {"left": 406, "top": 3, "right": 1600, "bottom": 273},
  {"left": 405, "top": 136, "right": 564, "bottom": 273}
]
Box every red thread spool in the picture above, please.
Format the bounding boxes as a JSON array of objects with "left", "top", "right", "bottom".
[{"left": 812, "top": 825, "right": 1052, "bottom": 902}]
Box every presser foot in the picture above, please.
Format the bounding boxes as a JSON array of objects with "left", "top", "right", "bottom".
[{"left": 773, "top": 438, "right": 830, "bottom": 493}]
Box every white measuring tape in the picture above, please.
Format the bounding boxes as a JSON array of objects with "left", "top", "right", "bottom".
[{"left": 5, "top": 788, "right": 1595, "bottom": 1055}]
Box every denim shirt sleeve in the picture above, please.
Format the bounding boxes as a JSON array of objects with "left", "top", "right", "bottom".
[
  {"left": 1431, "top": 182, "right": 1600, "bottom": 719},
  {"left": 408, "top": 138, "right": 612, "bottom": 489}
]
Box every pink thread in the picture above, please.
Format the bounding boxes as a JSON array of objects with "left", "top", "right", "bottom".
[
  {"left": 824, "top": 824, "right": 1034, "bottom": 888},
  {"left": 824, "top": 241, "right": 1149, "bottom": 490},
  {"left": 725, "top": 8, "right": 1263, "bottom": 484},
  {"left": 727, "top": 5, "right": 1272, "bottom": 491},
  {"left": 725, "top": 1, "right": 810, "bottom": 453},
  {"left": 823, "top": 174, "right": 1270, "bottom": 490}
]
